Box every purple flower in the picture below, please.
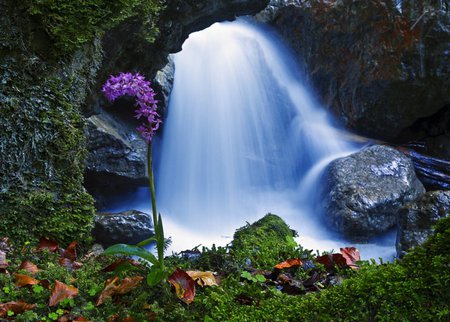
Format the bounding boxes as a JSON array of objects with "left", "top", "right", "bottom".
[{"left": 102, "top": 73, "right": 161, "bottom": 143}]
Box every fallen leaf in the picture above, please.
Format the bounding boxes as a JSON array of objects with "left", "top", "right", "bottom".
[
  {"left": 168, "top": 268, "right": 195, "bottom": 304},
  {"left": 19, "top": 261, "right": 40, "bottom": 275},
  {"left": 58, "top": 258, "right": 83, "bottom": 270},
  {"left": 73, "top": 317, "right": 93, "bottom": 322},
  {"left": 61, "top": 241, "right": 77, "bottom": 261},
  {"left": 186, "top": 270, "right": 219, "bottom": 287},
  {"left": 316, "top": 253, "right": 348, "bottom": 270},
  {"left": 0, "top": 250, "right": 7, "bottom": 273},
  {"left": 49, "top": 280, "right": 79, "bottom": 306},
  {"left": 274, "top": 258, "right": 303, "bottom": 270},
  {"left": 340, "top": 247, "right": 360, "bottom": 269},
  {"left": 0, "top": 301, "right": 36, "bottom": 317},
  {"left": 14, "top": 273, "right": 40, "bottom": 287},
  {"left": 123, "top": 317, "right": 135, "bottom": 322},
  {"left": 96, "top": 276, "right": 143, "bottom": 306},
  {"left": 101, "top": 259, "right": 141, "bottom": 272},
  {"left": 37, "top": 237, "right": 59, "bottom": 252}
]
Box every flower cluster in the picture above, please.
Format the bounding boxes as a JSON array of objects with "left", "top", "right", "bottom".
[{"left": 102, "top": 72, "right": 162, "bottom": 143}]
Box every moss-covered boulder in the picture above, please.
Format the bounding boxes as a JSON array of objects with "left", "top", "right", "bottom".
[{"left": 231, "top": 214, "right": 298, "bottom": 269}]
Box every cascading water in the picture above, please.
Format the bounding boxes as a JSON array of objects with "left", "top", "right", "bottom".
[{"left": 110, "top": 19, "right": 396, "bottom": 259}]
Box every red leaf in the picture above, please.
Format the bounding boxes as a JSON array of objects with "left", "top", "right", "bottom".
[
  {"left": 73, "top": 317, "right": 93, "bottom": 322},
  {"left": 316, "top": 253, "right": 348, "bottom": 270},
  {"left": 19, "top": 261, "right": 40, "bottom": 275},
  {"left": 58, "top": 258, "right": 83, "bottom": 270},
  {"left": 49, "top": 280, "right": 79, "bottom": 306},
  {"left": 168, "top": 268, "right": 196, "bottom": 304},
  {"left": 14, "top": 273, "right": 40, "bottom": 287},
  {"left": 101, "top": 259, "right": 141, "bottom": 272},
  {"left": 37, "top": 237, "right": 59, "bottom": 252},
  {"left": 61, "top": 241, "right": 77, "bottom": 261},
  {"left": 0, "top": 250, "right": 7, "bottom": 273},
  {"left": 0, "top": 301, "right": 36, "bottom": 318},
  {"left": 274, "top": 258, "right": 303, "bottom": 270},
  {"left": 340, "top": 247, "right": 360, "bottom": 269},
  {"left": 96, "top": 276, "right": 143, "bottom": 306}
]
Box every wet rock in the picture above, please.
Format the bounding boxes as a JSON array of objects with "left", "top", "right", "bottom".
[
  {"left": 84, "top": 112, "right": 147, "bottom": 207},
  {"left": 93, "top": 210, "right": 154, "bottom": 247},
  {"left": 396, "top": 190, "right": 450, "bottom": 257},
  {"left": 323, "top": 145, "right": 425, "bottom": 241},
  {"left": 270, "top": 2, "right": 450, "bottom": 139}
]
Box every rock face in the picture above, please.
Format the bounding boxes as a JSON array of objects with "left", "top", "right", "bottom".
[
  {"left": 323, "top": 145, "right": 425, "bottom": 241},
  {"left": 84, "top": 112, "right": 147, "bottom": 207},
  {"left": 270, "top": 2, "right": 450, "bottom": 139},
  {"left": 396, "top": 190, "right": 450, "bottom": 257},
  {"left": 93, "top": 210, "right": 154, "bottom": 247}
]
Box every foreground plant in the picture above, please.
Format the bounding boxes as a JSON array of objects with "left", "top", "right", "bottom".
[{"left": 101, "top": 72, "right": 167, "bottom": 285}]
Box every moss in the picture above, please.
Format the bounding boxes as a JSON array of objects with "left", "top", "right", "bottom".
[
  {"left": 231, "top": 214, "right": 299, "bottom": 269},
  {"left": 23, "top": 0, "right": 163, "bottom": 57}
]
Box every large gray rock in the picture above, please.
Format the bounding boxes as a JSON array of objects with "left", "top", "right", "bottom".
[
  {"left": 323, "top": 145, "right": 425, "bottom": 241},
  {"left": 396, "top": 190, "right": 450, "bottom": 257},
  {"left": 84, "top": 112, "right": 147, "bottom": 207},
  {"left": 93, "top": 210, "right": 154, "bottom": 247}
]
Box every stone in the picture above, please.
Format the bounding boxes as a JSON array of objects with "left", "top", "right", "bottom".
[
  {"left": 323, "top": 145, "right": 425, "bottom": 241},
  {"left": 84, "top": 112, "right": 147, "bottom": 208},
  {"left": 269, "top": 2, "right": 450, "bottom": 139},
  {"left": 93, "top": 210, "right": 154, "bottom": 247},
  {"left": 396, "top": 190, "right": 450, "bottom": 257}
]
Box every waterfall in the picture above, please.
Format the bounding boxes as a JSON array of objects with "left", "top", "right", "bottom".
[{"left": 110, "top": 19, "right": 396, "bottom": 259}]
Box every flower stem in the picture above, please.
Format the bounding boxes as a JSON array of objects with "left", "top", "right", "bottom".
[{"left": 147, "top": 142, "right": 161, "bottom": 266}]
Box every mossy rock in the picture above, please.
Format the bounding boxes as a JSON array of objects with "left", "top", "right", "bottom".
[{"left": 231, "top": 213, "right": 298, "bottom": 269}]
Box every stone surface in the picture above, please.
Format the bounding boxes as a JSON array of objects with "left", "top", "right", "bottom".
[
  {"left": 396, "top": 190, "right": 450, "bottom": 257},
  {"left": 270, "top": 2, "right": 450, "bottom": 139},
  {"left": 323, "top": 145, "right": 425, "bottom": 241},
  {"left": 93, "top": 210, "right": 154, "bottom": 247},
  {"left": 84, "top": 112, "right": 147, "bottom": 207}
]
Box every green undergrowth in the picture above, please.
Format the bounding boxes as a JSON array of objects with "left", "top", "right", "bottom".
[{"left": 2, "top": 215, "right": 448, "bottom": 321}]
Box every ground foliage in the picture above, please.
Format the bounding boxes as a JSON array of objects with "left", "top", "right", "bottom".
[{"left": 0, "top": 215, "right": 448, "bottom": 321}]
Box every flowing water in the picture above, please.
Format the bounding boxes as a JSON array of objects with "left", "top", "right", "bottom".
[{"left": 108, "top": 19, "right": 396, "bottom": 260}]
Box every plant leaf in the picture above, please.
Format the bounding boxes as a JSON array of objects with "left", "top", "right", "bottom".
[
  {"left": 136, "top": 237, "right": 157, "bottom": 247},
  {"left": 316, "top": 253, "right": 348, "bottom": 270},
  {"left": 147, "top": 266, "right": 166, "bottom": 286},
  {"left": 0, "top": 301, "right": 36, "bottom": 318},
  {"left": 96, "top": 276, "right": 143, "bottom": 306},
  {"left": 168, "top": 268, "right": 196, "bottom": 304},
  {"left": 156, "top": 213, "right": 164, "bottom": 263},
  {"left": 186, "top": 270, "right": 219, "bottom": 287},
  {"left": 103, "top": 244, "right": 158, "bottom": 266},
  {"left": 101, "top": 259, "right": 141, "bottom": 272},
  {"left": 274, "top": 258, "right": 303, "bottom": 270},
  {"left": 18, "top": 261, "right": 40, "bottom": 275},
  {"left": 340, "top": 247, "right": 360, "bottom": 269},
  {"left": 37, "top": 237, "right": 59, "bottom": 252},
  {"left": 49, "top": 280, "right": 79, "bottom": 306}
]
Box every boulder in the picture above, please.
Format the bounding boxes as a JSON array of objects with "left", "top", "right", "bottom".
[
  {"left": 323, "top": 145, "right": 425, "bottom": 241},
  {"left": 232, "top": 213, "right": 297, "bottom": 269},
  {"left": 93, "top": 210, "right": 154, "bottom": 247},
  {"left": 396, "top": 190, "right": 450, "bottom": 257},
  {"left": 270, "top": 2, "right": 450, "bottom": 139},
  {"left": 84, "top": 112, "right": 147, "bottom": 208}
]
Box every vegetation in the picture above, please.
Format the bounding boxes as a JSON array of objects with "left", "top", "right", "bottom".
[{"left": 1, "top": 215, "right": 448, "bottom": 321}]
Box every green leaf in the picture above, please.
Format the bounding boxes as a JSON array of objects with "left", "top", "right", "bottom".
[
  {"left": 240, "top": 271, "right": 253, "bottom": 281},
  {"left": 255, "top": 274, "right": 266, "bottom": 283},
  {"left": 146, "top": 266, "right": 166, "bottom": 286},
  {"left": 103, "top": 244, "right": 158, "bottom": 266},
  {"left": 156, "top": 213, "right": 165, "bottom": 263},
  {"left": 136, "top": 236, "right": 157, "bottom": 247}
]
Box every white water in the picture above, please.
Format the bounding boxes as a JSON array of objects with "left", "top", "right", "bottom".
[{"left": 108, "top": 19, "right": 396, "bottom": 260}]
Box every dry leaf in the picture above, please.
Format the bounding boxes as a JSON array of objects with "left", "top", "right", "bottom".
[
  {"left": 186, "top": 270, "right": 219, "bottom": 287},
  {"left": 19, "top": 261, "right": 40, "bottom": 275},
  {"left": 0, "top": 250, "right": 7, "bottom": 273},
  {"left": 340, "top": 247, "right": 360, "bottom": 269},
  {"left": 316, "top": 253, "right": 348, "bottom": 270},
  {"left": 168, "top": 268, "right": 196, "bottom": 304},
  {"left": 37, "top": 237, "right": 59, "bottom": 252},
  {"left": 61, "top": 241, "right": 77, "bottom": 261},
  {"left": 49, "top": 280, "right": 79, "bottom": 306},
  {"left": 96, "top": 276, "right": 143, "bottom": 306},
  {"left": 274, "top": 258, "right": 303, "bottom": 270},
  {"left": 14, "top": 273, "right": 40, "bottom": 287},
  {"left": 0, "top": 301, "right": 36, "bottom": 317},
  {"left": 73, "top": 317, "right": 93, "bottom": 322}
]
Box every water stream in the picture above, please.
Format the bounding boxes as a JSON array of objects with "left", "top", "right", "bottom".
[{"left": 108, "top": 19, "right": 396, "bottom": 260}]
